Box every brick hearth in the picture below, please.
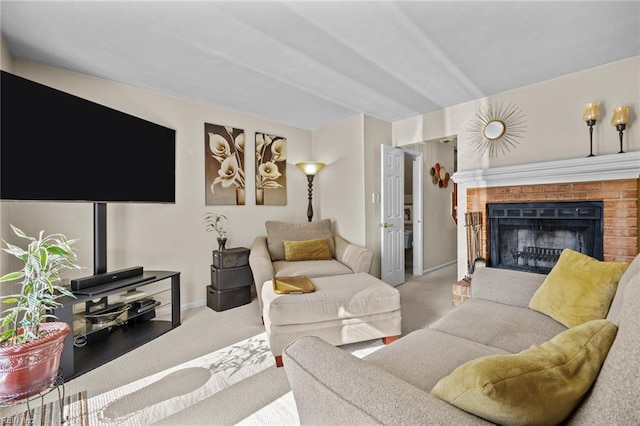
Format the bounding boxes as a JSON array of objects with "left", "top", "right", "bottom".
[{"left": 466, "top": 179, "right": 639, "bottom": 264}]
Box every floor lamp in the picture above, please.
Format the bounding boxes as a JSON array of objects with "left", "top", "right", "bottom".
[{"left": 295, "top": 162, "right": 326, "bottom": 222}]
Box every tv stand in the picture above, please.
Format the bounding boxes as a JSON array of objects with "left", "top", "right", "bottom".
[{"left": 54, "top": 270, "right": 180, "bottom": 380}]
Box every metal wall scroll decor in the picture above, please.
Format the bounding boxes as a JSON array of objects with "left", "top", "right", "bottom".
[
  {"left": 429, "top": 163, "right": 450, "bottom": 188},
  {"left": 467, "top": 103, "right": 527, "bottom": 157}
]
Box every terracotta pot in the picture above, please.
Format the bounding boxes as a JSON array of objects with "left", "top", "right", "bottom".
[{"left": 0, "top": 322, "right": 70, "bottom": 403}]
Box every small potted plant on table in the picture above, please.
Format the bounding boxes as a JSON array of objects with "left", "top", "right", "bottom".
[
  {"left": 203, "top": 213, "right": 228, "bottom": 251},
  {"left": 0, "top": 225, "right": 81, "bottom": 402}
]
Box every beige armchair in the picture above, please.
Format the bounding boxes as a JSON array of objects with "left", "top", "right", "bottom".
[{"left": 249, "top": 219, "right": 374, "bottom": 313}]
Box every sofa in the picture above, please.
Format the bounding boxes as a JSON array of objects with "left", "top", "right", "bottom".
[
  {"left": 248, "top": 219, "right": 374, "bottom": 313},
  {"left": 283, "top": 250, "right": 640, "bottom": 425}
]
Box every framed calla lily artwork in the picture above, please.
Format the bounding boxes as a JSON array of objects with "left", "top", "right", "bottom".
[
  {"left": 255, "top": 132, "right": 287, "bottom": 205},
  {"left": 205, "top": 123, "right": 246, "bottom": 205}
]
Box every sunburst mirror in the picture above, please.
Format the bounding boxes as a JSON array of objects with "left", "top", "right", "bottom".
[{"left": 467, "top": 103, "right": 527, "bottom": 157}]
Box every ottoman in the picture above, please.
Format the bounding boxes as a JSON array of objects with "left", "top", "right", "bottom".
[{"left": 262, "top": 272, "right": 402, "bottom": 367}]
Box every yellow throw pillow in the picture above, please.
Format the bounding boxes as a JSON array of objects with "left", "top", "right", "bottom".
[
  {"left": 283, "top": 239, "right": 332, "bottom": 261},
  {"left": 431, "top": 319, "right": 618, "bottom": 426},
  {"left": 528, "top": 249, "right": 628, "bottom": 328}
]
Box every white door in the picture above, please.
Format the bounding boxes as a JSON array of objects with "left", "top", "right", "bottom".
[{"left": 381, "top": 145, "right": 404, "bottom": 286}]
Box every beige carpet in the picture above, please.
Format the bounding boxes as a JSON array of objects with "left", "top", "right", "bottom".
[
  {"left": 79, "top": 333, "right": 381, "bottom": 425},
  {"left": 0, "top": 265, "right": 456, "bottom": 425}
]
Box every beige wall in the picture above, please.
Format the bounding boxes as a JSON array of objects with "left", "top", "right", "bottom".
[
  {"left": 1, "top": 59, "right": 313, "bottom": 308},
  {"left": 394, "top": 56, "right": 639, "bottom": 167},
  {"left": 402, "top": 140, "right": 457, "bottom": 270},
  {"left": 0, "top": 37, "right": 12, "bottom": 299},
  {"left": 394, "top": 55, "right": 640, "bottom": 278},
  {"left": 363, "top": 115, "right": 392, "bottom": 278},
  {"left": 311, "top": 114, "right": 366, "bottom": 245},
  {"left": 310, "top": 114, "right": 392, "bottom": 279},
  {"left": 0, "top": 37, "right": 12, "bottom": 71}
]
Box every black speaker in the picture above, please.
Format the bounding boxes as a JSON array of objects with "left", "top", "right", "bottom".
[{"left": 71, "top": 266, "right": 144, "bottom": 290}]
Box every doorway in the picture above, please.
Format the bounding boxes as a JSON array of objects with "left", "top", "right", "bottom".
[
  {"left": 403, "top": 149, "right": 423, "bottom": 277},
  {"left": 402, "top": 137, "right": 458, "bottom": 275}
]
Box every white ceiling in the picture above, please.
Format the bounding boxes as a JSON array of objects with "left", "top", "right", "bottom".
[{"left": 1, "top": 1, "right": 639, "bottom": 130}]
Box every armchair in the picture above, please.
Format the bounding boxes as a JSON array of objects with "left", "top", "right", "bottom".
[{"left": 249, "top": 219, "right": 374, "bottom": 313}]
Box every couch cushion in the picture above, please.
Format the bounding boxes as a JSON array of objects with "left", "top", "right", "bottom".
[
  {"left": 431, "top": 319, "right": 618, "bottom": 426},
  {"left": 529, "top": 249, "right": 628, "bottom": 328},
  {"left": 606, "top": 252, "right": 640, "bottom": 324},
  {"left": 429, "top": 298, "right": 567, "bottom": 354},
  {"left": 364, "top": 329, "right": 509, "bottom": 393},
  {"left": 273, "top": 259, "right": 353, "bottom": 278},
  {"left": 283, "top": 238, "right": 332, "bottom": 261},
  {"left": 262, "top": 273, "right": 400, "bottom": 325},
  {"left": 568, "top": 272, "right": 640, "bottom": 425},
  {"left": 266, "top": 219, "right": 334, "bottom": 261}
]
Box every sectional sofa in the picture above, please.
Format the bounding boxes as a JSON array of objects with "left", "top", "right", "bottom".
[{"left": 283, "top": 250, "right": 640, "bottom": 425}]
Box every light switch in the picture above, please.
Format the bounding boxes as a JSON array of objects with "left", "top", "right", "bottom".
[{"left": 372, "top": 193, "right": 380, "bottom": 203}]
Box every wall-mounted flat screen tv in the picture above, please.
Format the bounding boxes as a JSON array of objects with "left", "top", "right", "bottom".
[{"left": 1, "top": 70, "right": 176, "bottom": 203}]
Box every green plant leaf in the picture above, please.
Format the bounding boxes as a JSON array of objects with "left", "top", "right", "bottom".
[
  {"left": 1, "top": 329, "right": 16, "bottom": 343},
  {"left": 0, "top": 225, "right": 80, "bottom": 344},
  {"left": 0, "top": 271, "right": 24, "bottom": 282}
]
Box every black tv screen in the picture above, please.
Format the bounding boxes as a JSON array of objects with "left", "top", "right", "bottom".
[{"left": 1, "top": 71, "right": 176, "bottom": 203}]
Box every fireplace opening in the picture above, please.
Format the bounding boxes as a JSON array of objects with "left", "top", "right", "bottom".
[{"left": 488, "top": 201, "right": 603, "bottom": 274}]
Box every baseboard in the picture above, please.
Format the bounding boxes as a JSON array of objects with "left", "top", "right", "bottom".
[{"left": 422, "top": 259, "right": 457, "bottom": 275}]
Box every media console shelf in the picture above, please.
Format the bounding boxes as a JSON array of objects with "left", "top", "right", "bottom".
[{"left": 54, "top": 270, "right": 180, "bottom": 380}]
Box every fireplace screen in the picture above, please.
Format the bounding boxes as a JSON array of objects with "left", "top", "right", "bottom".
[{"left": 488, "top": 201, "right": 603, "bottom": 274}]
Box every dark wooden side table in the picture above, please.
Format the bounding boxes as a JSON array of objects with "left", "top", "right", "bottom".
[{"left": 207, "top": 247, "right": 253, "bottom": 311}]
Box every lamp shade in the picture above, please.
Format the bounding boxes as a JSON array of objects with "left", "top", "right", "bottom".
[
  {"left": 296, "top": 162, "right": 326, "bottom": 176},
  {"left": 611, "top": 106, "right": 630, "bottom": 126},
  {"left": 582, "top": 102, "right": 600, "bottom": 122}
]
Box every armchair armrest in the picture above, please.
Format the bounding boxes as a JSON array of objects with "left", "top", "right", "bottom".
[
  {"left": 471, "top": 266, "right": 546, "bottom": 308},
  {"left": 249, "top": 236, "right": 275, "bottom": 312},
  {"left": 283, "top": 336, "right": 490, "bottom": 425},
  {"left": 333, "top": 234, "right": 373, "bottom": 274}
]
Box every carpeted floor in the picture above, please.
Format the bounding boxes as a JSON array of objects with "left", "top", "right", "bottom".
[{"left": 0, "top": 265, "right": 457, "bottom": 425}]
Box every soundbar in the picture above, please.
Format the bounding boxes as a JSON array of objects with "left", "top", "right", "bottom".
[{"left": 71, "top": 266, "right": 144, "bottom": 291}]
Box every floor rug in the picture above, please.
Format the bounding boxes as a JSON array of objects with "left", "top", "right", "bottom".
[
  {"left": 1, "top": 391, "right": 89, "bottom": 425},
  {"left": 84, "top": 333, "right": 381, "bottom": 425},
  {"left": 236, "top": 339, "right": 384, "bottom": 425},
  {"left": 86, "top": 332, "right": 274, "bottom": 425}
]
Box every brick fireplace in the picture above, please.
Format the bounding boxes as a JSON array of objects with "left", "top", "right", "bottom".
[
  {"left": 467, "top": 179, "right": 638, "bottom": 265},
  {"left": 451, "top": 151, "right": 640, "bottom": 306}
]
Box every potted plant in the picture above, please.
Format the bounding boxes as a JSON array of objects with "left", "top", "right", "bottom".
[
  {"left": 0, "top": 225, "right": 81, "bottom": 402},
  {"left": 203, "top": 213, "right": 228, "bottom": 251}
]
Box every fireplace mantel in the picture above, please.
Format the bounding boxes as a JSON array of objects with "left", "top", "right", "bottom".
[{"left": 452, "top": 151, "right": 640, "bottom": 188}]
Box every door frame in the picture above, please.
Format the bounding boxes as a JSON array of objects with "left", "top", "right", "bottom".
[{"left": 405, "top": 149, "right": 424, "bottom": 276}]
